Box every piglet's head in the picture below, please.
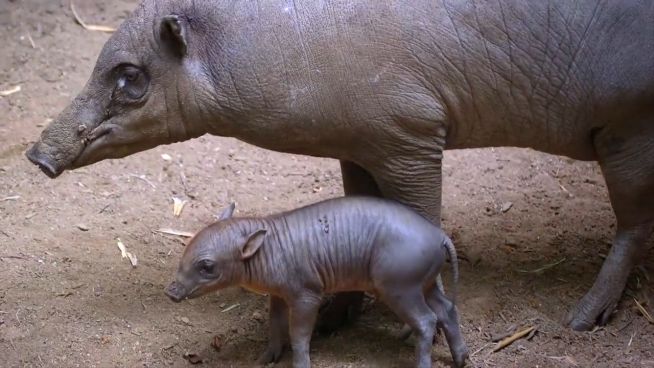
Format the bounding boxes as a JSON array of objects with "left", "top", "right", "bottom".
[{"left": 165, "top": 203, "right": 267, "bottom": 303}]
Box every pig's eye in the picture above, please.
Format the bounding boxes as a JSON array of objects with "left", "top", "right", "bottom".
[
  {"left": 197, "top": 259, "right": 215, "bottom": 277},
  {"left": 115, "top": 65, "right": 149, "bottom": 100}
]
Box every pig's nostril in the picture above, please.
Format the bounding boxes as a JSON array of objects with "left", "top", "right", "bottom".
[
  {"left": 25, "top": 148, "right": 61, "bottom": 178},
  {"left": 165, "top": 283, "right": 184, "bottom": 302}
]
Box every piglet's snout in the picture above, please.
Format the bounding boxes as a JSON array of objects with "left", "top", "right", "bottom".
[{"left": 164, "top": 281, "right": 185, "bottom": 303}]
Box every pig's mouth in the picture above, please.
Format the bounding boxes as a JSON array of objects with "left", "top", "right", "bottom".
[
  {"left": 69, "top": 123, "right": 116, "bottom": 169},
  {"left": 165, "top": 284, "right": 200, "bottom": 303}
]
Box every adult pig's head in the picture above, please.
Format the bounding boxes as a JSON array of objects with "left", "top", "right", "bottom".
[
  {"left": 165, "top": 204, "right": 268, "bottom": 302},
  {"left": 27, "top": 1, "right": 226, "bottom": 177}
]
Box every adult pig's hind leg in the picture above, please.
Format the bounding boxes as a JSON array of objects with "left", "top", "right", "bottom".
[
  {"left": 567, "top": 122, "right": 654, "bottom": 330},
  {"left": 425, "top": 285, "right": 468, "bottom": 368},
  {"left": 316, "top": 161, "right": 381, "bottom": 334}
]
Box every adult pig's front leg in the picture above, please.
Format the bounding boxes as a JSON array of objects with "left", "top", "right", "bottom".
[
  {"left": 566, "top": 121, "right": 654, "bottom": 330},
  {"left": 316, "top": 161, "right": 382, "bottom": 334},
  {"left": 370, "top": 147, "right": 445, "bottom": 226}
]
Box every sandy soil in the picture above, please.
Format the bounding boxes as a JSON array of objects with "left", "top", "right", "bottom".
[{"left": 1, "top": 1, "right": 652, "bottom": 367}]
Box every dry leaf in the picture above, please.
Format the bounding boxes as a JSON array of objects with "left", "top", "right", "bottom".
[
  {"left": 116, "top": 238, "right": 138, "bottom": 267},
  {"left": 70, "top": 2, "right": 116, "bottom": 33},
  {"left": 210, "top": 335, "right": 224, "bottom": 352},
  {"left": 172, "top": 197, "right": 187, "bottom": 217},
  {"left": 0, "top": 85, "right": 21, "bottom": 97}
]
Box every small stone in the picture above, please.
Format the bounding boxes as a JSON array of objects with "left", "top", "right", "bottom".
[
  {"left": 500, "top": 202, "right": 513, "bottom": 213},
  {"left": 252, "top": 311, "right": 263, "bottom": 322},
  {"left": 76, "top": 224, "right": 90, "bottom": 231},
  {"left": 183, "top": 353, "right": 203, "bottom": 365},
  {"left": 179, "top": 317, "right": 191, "bottom": 325}
]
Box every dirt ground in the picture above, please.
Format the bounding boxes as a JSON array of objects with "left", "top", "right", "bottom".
[{"left": 1, "top": 1, "right": 653, "bottom": 367}]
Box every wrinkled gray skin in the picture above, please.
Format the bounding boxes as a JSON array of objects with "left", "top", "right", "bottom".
[
  {"left": 165, "top": 197, "right": 468, "bottom": 368},
  {"left": 27, "top": 0, "right": 654, "bottom": 331}
]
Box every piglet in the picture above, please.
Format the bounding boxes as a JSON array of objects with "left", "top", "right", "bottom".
[{"left": 165, "top": 196, "right": 468, "bottom": 368}]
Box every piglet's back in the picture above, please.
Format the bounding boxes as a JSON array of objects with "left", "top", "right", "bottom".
[{"left": 264, "top": 196, "right": 435, "bottom": 291}]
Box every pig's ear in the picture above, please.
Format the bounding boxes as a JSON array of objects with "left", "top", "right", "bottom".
[
  {"left": 160, "top": 15, "right": 188, "bottom": 57},
  {"left": 216, "top": 202, "right": 236, "bottom": 221},
  {"left": 241, "top": 229, "right": 267, "bottom": 260}
]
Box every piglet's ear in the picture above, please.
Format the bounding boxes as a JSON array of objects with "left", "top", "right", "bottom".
[
  {"left": 160, "top": 15, "right": 188, "bottom": 57},
  {"left": 216, "top": 202, "right": 236, "bottom": 221},
  {"left": 241, "top": 229, "right": 267, "bottom": 260}
]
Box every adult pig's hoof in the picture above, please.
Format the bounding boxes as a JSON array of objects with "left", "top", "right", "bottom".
[
  {"left": 566, "top": 286, "right": 621, "bottom": 331},
  {"left": 257, "top": 345, "right": 285, "bottom": 365}
]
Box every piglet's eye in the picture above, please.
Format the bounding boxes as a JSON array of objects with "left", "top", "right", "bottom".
[{"left": 198, "top": 260, "right": 215, "bottom": 276}]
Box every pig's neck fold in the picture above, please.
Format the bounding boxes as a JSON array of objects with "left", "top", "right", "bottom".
[{"left": 239, "top": 218, "right": 290, "bottom": 296}]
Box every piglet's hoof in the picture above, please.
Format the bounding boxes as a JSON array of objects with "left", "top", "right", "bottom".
[{"left": 452, "top": 346, "right": 469, "bottom": 368}]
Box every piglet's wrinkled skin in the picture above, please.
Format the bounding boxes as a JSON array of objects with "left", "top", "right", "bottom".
[{"left": 166, "top": 196, "right": 468, "bottom": 368}]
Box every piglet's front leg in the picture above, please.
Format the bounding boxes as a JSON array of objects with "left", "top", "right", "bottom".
[
  {"left": 288, "top": 293, "right": 322, "bottom": 368},
  {"left": 258, "top": 296, "right": 289, "bottom": 365}
]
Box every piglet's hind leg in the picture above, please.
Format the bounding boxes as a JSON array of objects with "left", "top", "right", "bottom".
[
  {"left": 380, "top": 287, "right": 437, "bottom": 368},
  {"left": 426, "top": 286, "right": 468, "bottom": 368}
]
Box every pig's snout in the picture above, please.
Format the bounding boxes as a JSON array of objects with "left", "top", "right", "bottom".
[
  {"left": 164, "top": 281, "right": 186, "bottom": 303},
  {"left": 26, "top": 144, "right": 63, "bottom": 178}
]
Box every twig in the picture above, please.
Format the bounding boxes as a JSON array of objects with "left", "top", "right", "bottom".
[
  {"left": 471, "top": 342, "right": 491, "bottom": 357},
  {"left": 156, "top": 228, "right": 194, "bottom": 238},
  {"left": 0, "top": 255, "right": 29, "bottom": 260},
  {"left": 634, "top": 298, "right": 654, "bottom": 324},
  {"left": 0, "top": 86, "right": 21, "bottom": 97},
  {"left": 26, "top": 32, "right": 36, "bottom": 48},
  {"left": 128, "top": 174, "right": 156, "bottom": 189},
  {"left": 517, "top": 258, "right": 566, "bottom": 274},
  {"left": 617, "top": 318, "right": 634, "bottom": 333},
  {"left": 1, "top": 195, "right": 20, "bottom": 201},
  {"left": 221, "top": 303, "right": 240, "bottom": 313},
  {"left": 626, "top": 329, "right": 638, "bottom": 354},
  {"left": 493, "top": 326, "right": 535, "bottom": 352},
  {"left": 99, "top": 203, "right": 111, "bottom": 214},
  {"left": 70, "top": 2, "right": 116, "bottom": 33}
]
